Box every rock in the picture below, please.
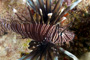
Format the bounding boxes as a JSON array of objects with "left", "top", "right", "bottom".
[
  {"left": 0, "top": 46, "right": 7, "bottom": 56},
  {"left": 79, "top": 52, "right": 90, "bottom": 60}
]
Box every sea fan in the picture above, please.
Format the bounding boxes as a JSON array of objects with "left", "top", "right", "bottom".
[{"left": 0, "top": 0, "right": 82, "bottom": 60}]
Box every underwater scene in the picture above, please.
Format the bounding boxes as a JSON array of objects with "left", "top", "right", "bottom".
[{"left": 0, "top": 0, "right": 90, "bottom": 60}]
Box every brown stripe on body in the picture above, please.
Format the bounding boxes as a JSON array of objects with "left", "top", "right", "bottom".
[
  {"left": 32, "top": 23, "right": 36, "bottom": 40},
  {"left": 36, "top": 24, "right": 40, "bottom": 41},
  {"left": 54, "top": 34, "right": 60, "bottom": 44},
  {"left": 46, "top": 25, "right": 55, "bottom": 42},
  {"left": 37, "top": 24, "right": 43, "bottom": 41},
  {"left": 34, "top": 23, "right": 39, "bottom": 41},
  {"left": 16, "top": 23, "right": 24, "bottom": 37},
  {"left": 24, "top": 23, "right": 30, "bottom": 38},
  {"left": 21, "top": 23, "right": 28, "bottom": 38},
  {"left": 42, "top": 24, "right": 50, "bottom": 38},
  {"left": 11, "top": 22, "right": 16, "bottom": 32},
  {"left": 30, "top": 23, "right": 35, "bottom": 40},
  {"left": 27, "top": 23, "right": 32, "bottom": 38},
  {"left": 40, "top": 24, "right": 46, "bottom": 40},
  {"left": 32, "top": 23, "right": 39, "bottom": 41},
  {"left": 13, "top": 22, "right": 19, "bottom": 33},
  {"left": 34, "top": 23, "right": 38, "bottom": 40},
  {"left": 61, "top": 33, "right": 67, "bottom": 43},
  {"left": 52, "top": 32, "right": 59, "bottom": 43},
  {"left": 50, "top": 26, "right": 57, "bottom": 42},
  {"left": 28, "top": 23, "right": 33, "bottom": 39}
]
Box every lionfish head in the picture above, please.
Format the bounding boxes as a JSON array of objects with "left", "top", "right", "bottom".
[{"left": 19, "top": 41, "right": 63, "bottom": 60}]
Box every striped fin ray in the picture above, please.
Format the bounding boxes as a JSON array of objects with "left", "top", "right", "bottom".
[
  {"left": 38, "top": 0, "right": 48, "bottom": 23},
  {"left": 15, "top": 13, "right": 25, "bottom": 22},
  {"left": 46, "top": 0, "right": 52, "bottom": 13},
  {"left": 38, "top": 0, "right": 46, "bottom": 14},
  {"left": 27, "top": 0, "right": 51, "bottom": 23},
  {"left": 52, "top": 0, "right": 82, "bottom": 24},
  {"left": 14, "top": 6, "right": 36, "bottom": 23},
  {"left": 22, "top": 50, "right": 40, "bottom": 60},
  {"left": 54, "top": 6, "right": 71, "bottom": 24},
  {"left": 27, "top": 6, "right": 35, "bottom": 23},
  {"left": 27, "top": 0, "right": 41, "bottom": 15},
  {"left": 30, "top": 0, "right": 41, "bottom": 15},
  {"left": 26, "top": 0, "right": 81, "bottom": 24},
  {"left": 26, "top": 0, "right": 65, "bottom": 24},
  {"left": 50, "top": 0, "right": 63, "bottom": 24},
  {"left": 27, "top": 0, "right": 36, "bottom": 10},
  {"left": 19, "top": 41, "right": 61, "bottom": 60}
]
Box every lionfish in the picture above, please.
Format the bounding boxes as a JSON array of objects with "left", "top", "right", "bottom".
[{"left": 0, "top": 0, "right": 82, "bottom": 60}]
